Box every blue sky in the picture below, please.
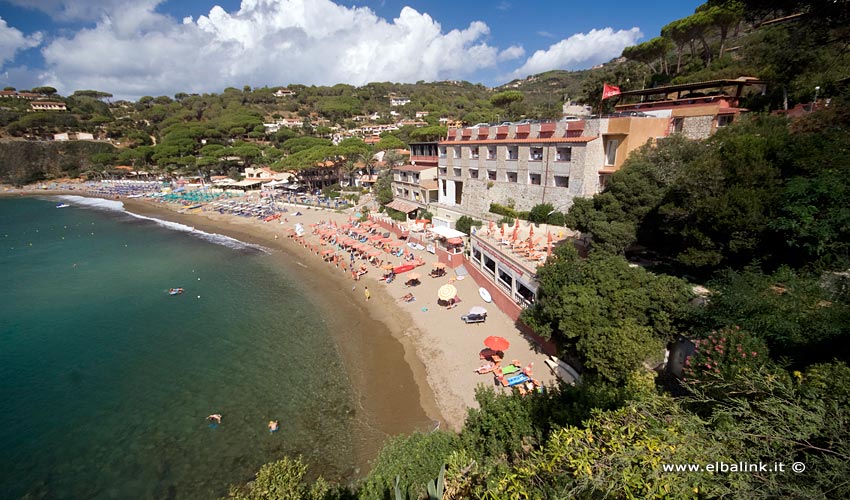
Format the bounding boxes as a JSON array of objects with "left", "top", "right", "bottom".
[{"left": 0, "top": 0, "right": 703, "bottom": 100}]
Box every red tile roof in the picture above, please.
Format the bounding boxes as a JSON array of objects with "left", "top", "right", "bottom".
[{"left": 439, "top": 136, "right": 597, "bottom": 145}]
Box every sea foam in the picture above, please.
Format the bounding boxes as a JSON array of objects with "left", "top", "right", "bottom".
[{"left": 54, "top": 195, "right": 271, "bottom": 254}]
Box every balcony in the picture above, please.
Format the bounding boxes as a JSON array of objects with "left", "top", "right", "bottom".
[
  {"left": 540, "top": 122, "right": 556, "bottom": 133},
  {"left": 475, "top": 127, "right": 489, "bottom": 139},
  {"left": 496, "top": 126, "right": 508, "bottom": 137},
  {"left": 516, "top": 124, "right": 530, "bottom": 136}
]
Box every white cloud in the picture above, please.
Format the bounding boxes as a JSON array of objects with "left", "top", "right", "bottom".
[
  {"left": 498, "top": 45, "right": 525, "bottom": 62},
  {"left": 34, "top": 0, "right": 511, "bottom": 99},
  {"left": 536, "top": 31, "right": 556, "bottom": 39},
  {"left": 507, "top": 27, "right": 642, "bottom": 79},
  {"left": 0, "top": 17, "right": 42, "bottom": 67},
  {"left": 3, "top": 0, "right": 153, "bottom": 22}
]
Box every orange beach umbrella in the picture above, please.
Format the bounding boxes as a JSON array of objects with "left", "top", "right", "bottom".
[
  {"left": 484, "top": 336, "right": 510, "bottom": 351},
  {"left": 546, "top": 231, "right": 552, "bottom": 257}
]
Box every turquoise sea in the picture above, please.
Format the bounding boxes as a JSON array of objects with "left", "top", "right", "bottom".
[{"left": 0, "top": 196, "right": 380, "bottom": 499}]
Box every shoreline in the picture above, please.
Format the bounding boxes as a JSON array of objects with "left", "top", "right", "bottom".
[{"left": 4, "top": 188, "right": 556, "bottom": 436}]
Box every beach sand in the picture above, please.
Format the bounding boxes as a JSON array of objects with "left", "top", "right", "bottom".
[{"left": 9, "top": 188, "right": 557, "bottom": 460}]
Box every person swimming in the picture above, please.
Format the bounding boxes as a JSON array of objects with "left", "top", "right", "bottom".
[
  {"left": 207, "top": 413, "right": 222, "bottom": 424},
  {"left": 268, "top": 420, "right": 279, "bottom": 433}
]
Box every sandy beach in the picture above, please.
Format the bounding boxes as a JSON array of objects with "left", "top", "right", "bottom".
[{"left": 6, "top": 187, "right": 556, "bottom": 437}]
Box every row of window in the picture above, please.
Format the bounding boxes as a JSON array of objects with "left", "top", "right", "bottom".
[
  {"left": 439, "top": 169, "right": 570, "bottom": 187},
  {"left": 439, "top": 145, "right": 572, "bottom": 162}
]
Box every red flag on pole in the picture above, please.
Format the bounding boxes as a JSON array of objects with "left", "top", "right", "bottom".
[{"left": 602, "top": 83, "right": 621, "bottom": 100}]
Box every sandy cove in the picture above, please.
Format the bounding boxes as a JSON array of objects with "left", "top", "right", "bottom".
[{"left": 15, "top": 189, "right": 557, "bottom": 432}]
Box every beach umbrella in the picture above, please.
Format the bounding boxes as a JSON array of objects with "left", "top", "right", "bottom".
[
  {"left": 407, "top": 272, "right": 421, "bottom": 280},
  {"left": 528, "top": 225, "right": 534, "bottom": 240},
  {"left": 432, "top": 262, "right": 446, "bottom": 269},
  {"left": 438, "top": 284, "right": 457, "bottom": 301},
  {"left": 511, "top": 219, "right": 519, "bottom": 242},
  {"left": 488, "top": 220, "right": 495, "bottom": 235},
  {"left": 381, "top": 263, "right": 394, "bottom": 270},
  {"left": 484, "top": 335, "right": 510, "bottom": 351},
  {"left": 321, "top": 249, "right": 334, "bottom": 256},
  {"left": 469, "top": 306, "right": 487, "bottom": 315},
  {"left": 546, "top": 231, "right": 552, "bottom": 257},
  {"left": 500, "top": 224, "right": 505, "bottom": 239}
]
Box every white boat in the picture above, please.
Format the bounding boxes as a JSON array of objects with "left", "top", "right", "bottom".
[
  {"left": 478, "top": 287, "right": 492, "bottom": 303},
  {"left": 55, "top": 203, "right": 70, "bottom": 208},
  {"left": 544, "top": 356, "right": 580, "bottom": 385}
]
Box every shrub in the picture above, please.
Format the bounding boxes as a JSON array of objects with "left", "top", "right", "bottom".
[
  {"left": 455, "top": 216, "right": 482, "bottom": 236},
  {"left": 359, "top": 431, "right": 460, "bottom": 500}
]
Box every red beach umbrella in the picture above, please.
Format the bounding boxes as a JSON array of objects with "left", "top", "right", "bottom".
[{"left": 484, "top": 336, "right": 510, "bottom": 352}]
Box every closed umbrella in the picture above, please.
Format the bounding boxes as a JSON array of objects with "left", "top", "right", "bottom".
[
  {"left": 546, "top": 231, "right": 552, "bottom": 256},
  {"left": 484, "top": 336, "right": 510, "bottom": 351},
  {"left": 438, "top": 284, "right": 457, "bottom": 301}
]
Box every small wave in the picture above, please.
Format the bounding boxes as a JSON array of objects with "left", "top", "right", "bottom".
[
  {"left": 52, "top": 195, "right": 271, "bottom": 254},
  {"left": 55, "top": 195, "right": 125, "bottom": 212}
]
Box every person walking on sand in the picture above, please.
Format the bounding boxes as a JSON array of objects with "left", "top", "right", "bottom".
[{"left": 364, "top": 286, "right": 371, "bottom": 301}]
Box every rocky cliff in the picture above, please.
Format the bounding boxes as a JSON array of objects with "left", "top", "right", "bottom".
[{"left": 0, "top": 140, "right": 116, "bottom": 186}]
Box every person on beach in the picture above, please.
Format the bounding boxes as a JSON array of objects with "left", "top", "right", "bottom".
[
  {"left": 364, "top": 286, "right": 371, "bottom": 301},
  {"left": 207, "top": 414, "right": 222, "bottom": 424}
]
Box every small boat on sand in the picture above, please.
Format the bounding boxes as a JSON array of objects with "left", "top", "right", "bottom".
[
  {"left": 393, "top": 263, "right": 416, "bottom": 274},
  {"left": 55, "top": 203, "right": 70, "bottom": 208},
  {"left": 168, "top": 288, "right": 184, "bottom": 295}
]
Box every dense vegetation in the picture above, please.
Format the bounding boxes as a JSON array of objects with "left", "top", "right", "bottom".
[{"left": 221, "top": 2, "right": 849, "bottom": 498}]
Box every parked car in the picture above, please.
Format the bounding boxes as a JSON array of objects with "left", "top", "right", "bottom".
[
  {"left": 471, "top": 123, "right": 490, "bottom": 128},
  {"left": 560, "top": 116, "right": 581, "bottom": 122}
]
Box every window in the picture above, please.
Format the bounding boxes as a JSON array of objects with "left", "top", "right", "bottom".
[
  {"left": 453, "top": 146, "right": 461, "bottom": 159},
  {"left": 605, "top": 139, "right": 619, "bottom": 166},
  {"left": 471, "top": 147, "right": 479, "bottom": 159},
  {"left": 468, "top": 168, "right": 479, "bottom": 179},
  {"left": 673, "top": 117, "right": 684, "bottom": 133},
  {"left": 439, "top": 167, "right": 447, "bottom": 176},
  {"left": 439, "top": 146, "right": 446, "bottom": 158},
  {"left": 483, "top": 255, "right": 496, "bottom": 276},
  {"left": 472, "top": 247, "right": 481, "bottom": 263},
  {"left": 498, "top": 266, "right": 513, "bottom": 292},
  {"left": 556, "top": 147, "right": 572, "bottom": 161},
  {"left": 453, "top": 167, "right": 461, "bottom": 177},
  {"left": 529, "top": 173, "right": 541, "bottom": 185},
  {"left": 530, "top": 147, "right": 543, "bottom": 161},
  {"left": 599, "top": 174, "right": 612, "bottom": 190},
  {"left": 487, "top": 146, "right": 497, "bottom": 160},
  {"left": 717, "top": 115, "right": 733, "bottom": 128},
  {"left": 554, "top": 175, "right": 569, "bottom": 188},
  {"left": 413, "top": 174, "right": 420, "bottom": 182},
  {"left": 507, "top": 146, "right": 518, "bottom": 160},
  {"left": 487, "top": 170, "right": 497, "bottom": 181},
  {"left": 506, "top": 171, "right": 518, "bottom": 183}
]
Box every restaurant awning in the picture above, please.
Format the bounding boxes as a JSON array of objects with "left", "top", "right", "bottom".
[
  {"left": 430, "top": 226, "right": 467, "bottom": 239},
  {"left": 385, "top": 199, "right": 419, "bottom": 213}
]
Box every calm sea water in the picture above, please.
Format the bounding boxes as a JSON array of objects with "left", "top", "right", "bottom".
[{"left": 0, "top": 196, "right": 359, "bottom": 499}]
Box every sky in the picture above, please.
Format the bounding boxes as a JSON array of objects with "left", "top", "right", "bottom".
[{"left": 0, "top": 0, "right": 704, "bottom": 100}]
